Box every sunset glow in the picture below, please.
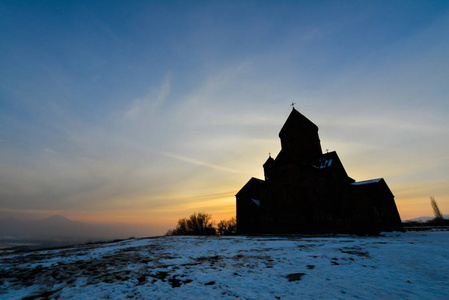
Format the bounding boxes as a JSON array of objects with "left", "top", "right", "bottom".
[{"left": 1, "top": 1, "right": 448, "bottom": 236}]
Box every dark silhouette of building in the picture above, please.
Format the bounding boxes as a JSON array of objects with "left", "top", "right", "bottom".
[{"left": 236, "top": 108, "right": 403, "bottom": 235}]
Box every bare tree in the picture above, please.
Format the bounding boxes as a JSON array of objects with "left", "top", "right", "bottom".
[
  {"left": 430, "top": 196, "right": 443, "bottom": 219},
  {"left": 217, "top": 217, "right": 236, "bottom": 235},
  {"left": 168, "top": 212, "right": 216, "bottom": 235}
]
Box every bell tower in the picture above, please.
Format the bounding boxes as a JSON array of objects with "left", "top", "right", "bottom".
[{"left": 278, "top": 108, "right": 322, "bottom": 161}]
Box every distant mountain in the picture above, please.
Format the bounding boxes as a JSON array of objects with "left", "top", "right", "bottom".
[
  {"left": 404, "top": 215, "right": 449, "bottom": 222},
  {"left": 39, "top": 215, "right": 72, "bottom": 223},
  {"left": 0, "top": 215, "right": 136, "bottom": 241}
]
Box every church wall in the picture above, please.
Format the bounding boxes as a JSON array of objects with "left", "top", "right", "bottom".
[
  {"left": 236, "top": 108, "right": 403, "bottom": 235},
  {"left": 236, "top": 178, "right": 266, "bottom": 234}
]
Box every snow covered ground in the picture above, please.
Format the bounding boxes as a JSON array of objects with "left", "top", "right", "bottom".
[{"left": 1, "top": 231, "right": 448, "bottom": 299}]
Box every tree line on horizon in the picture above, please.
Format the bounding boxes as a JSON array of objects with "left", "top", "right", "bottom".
[{"left": 165, "top": 212, "right": 236, "bottom": 236}]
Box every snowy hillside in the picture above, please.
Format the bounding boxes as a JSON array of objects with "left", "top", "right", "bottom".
[{"left": 1, "top": 232, "right": 448, "bottom": 299}]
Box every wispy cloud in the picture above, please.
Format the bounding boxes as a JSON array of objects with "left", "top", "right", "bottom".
[
  {"left": 125, "top": 74, "right": 171, "bottom": 119},
  {"left": 161, "top": 151, "right": 243, "bottom": 174}
]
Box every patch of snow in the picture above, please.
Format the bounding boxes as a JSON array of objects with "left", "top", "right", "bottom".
[
  {"left": 351, "top": 178, "right": 382, "bottom": 185},
  {"left": 1, "top": 232, "right": 448, "bottom": 299}
]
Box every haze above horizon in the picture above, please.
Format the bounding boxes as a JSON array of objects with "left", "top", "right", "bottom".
[{"left": 1, "top": 1, "right": 448, "bottom": 237}]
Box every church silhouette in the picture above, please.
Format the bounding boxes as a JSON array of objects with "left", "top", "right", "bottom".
[{"left": 236, "top": 108, "right": 403, "bottom": 235}]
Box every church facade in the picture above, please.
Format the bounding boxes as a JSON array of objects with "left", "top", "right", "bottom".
[{"left": 236, "top": 108, "right": 403, "bottom": 235}]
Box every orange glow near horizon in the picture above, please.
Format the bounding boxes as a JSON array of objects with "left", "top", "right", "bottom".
[
  {"left": 4, "top": 188, "right": 445, "bottom": 226},
  {"left": 0, "top": 194, "right": 237, "bottom": 227},
  {"left": 2, "top": 147, "right": 448, "bottom": 228}
]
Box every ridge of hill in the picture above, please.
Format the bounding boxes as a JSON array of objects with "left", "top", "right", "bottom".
[
  {"left": 0, "top": 215, "right": 162, "bottom": 250},
  {"left": 1, "top": 232, "right": 448, "bottom": 299}
]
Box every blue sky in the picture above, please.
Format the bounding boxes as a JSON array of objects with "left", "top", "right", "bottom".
[{"left": 1, "top": 1, "right": 448, "bottom": 235}]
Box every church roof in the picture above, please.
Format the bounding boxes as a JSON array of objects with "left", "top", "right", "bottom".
[
  {"left": 279, "top": 108, "right": 318, "bottom": 137},
  {"left": 350, "top": 178, "right": 393, "bottom": 197},
  {"left": 313, "top": 153, "right": 334, "bottom": 169},
  {"left": 235, "top": 177, "right": 265, "bottom": 197},
  {"left": 263, "top": 156, "right": 274, "bottom": 167}
]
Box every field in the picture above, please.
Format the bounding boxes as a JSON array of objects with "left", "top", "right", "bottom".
[{"left": 1, "top": 231, "right": 448, "bottom": 299}]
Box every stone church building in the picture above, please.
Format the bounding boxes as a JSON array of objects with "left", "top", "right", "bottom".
[{"left": 236, "top": 108, "right": 403, "bottom": 235}]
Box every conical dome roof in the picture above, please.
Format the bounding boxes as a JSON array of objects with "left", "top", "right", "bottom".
[
  {"left": 263, "top": 156, "right": 274, "bottom": 167},
  {"left": 279, "top": 108, "right": 318, "bottom": 138},
  {"left": 277, "top": 108, "right": 322, "bottom": 161}
]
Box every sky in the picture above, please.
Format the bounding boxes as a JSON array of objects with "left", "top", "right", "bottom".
[{"left": 1, "top": 1, "right": 448, "bottom": 236}]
